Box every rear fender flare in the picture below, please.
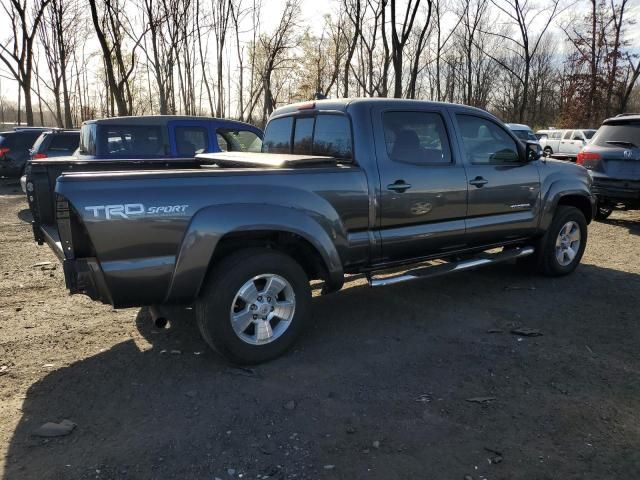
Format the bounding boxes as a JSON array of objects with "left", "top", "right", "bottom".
[{"left": 165, "top": 204, "right": 344, "bottom": 303}]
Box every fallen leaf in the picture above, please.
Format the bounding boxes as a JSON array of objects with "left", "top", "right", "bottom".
[{"left": 466, "top": 396, "right": 497, "bottom": 404}]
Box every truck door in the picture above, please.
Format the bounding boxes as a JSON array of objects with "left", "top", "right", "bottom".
[
  {"left": 558, "top": 130, "right": 575, "bottom": 156},
  {"left": 453, "top": 113, "right": 541, "bottom": 245},
  {"left": 373, "top": 107, "right": 469, "bottom": 262},
  {"left": 567, "top": 131, "right": 586, "bottom": 157},
  {"left": 168, "top": 120, "right": 214, "bottom": 157}
]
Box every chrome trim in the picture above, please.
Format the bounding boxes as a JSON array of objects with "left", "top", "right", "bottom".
[{"left": 369, "top": 246, "right": 535, "bottom": 287}]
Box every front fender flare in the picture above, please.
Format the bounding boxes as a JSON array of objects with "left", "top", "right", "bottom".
[
  {"left": 165, "top": 204, "right": 344, "bottom": 303},
  {"left": 539, "top": 179, "right": 595, "bottom": 231}
]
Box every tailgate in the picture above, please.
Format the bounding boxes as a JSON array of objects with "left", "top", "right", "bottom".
[
  {"left": 27, "top": 157, "right": 202, "bottom": 245},
  {"left": 600, "top": 147, "right": 640, "bottom": 180}
]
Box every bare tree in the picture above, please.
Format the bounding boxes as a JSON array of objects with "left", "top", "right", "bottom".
[
  {"left": 38, "top": 0, "right": 81, "bottom": 127},
  {"left": 389, "top": 0, "right": 432, "bottom": 98},
  {"left": 0, "top": 0, "right": 51, "bottom": 125},
  {"left": 487, "top": 0, "right": 562, "bottom": 122},
  {"left": 211, "top": 0, "right": 232, "bottom": 116},
  {"left": 88, "top": 0, "right": 147, "bottom": 116},
  {"left": 258, "top": 0, "right": 301, "bottom": 123}
]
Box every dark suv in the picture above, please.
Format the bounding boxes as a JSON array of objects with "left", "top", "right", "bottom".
[
  {"left": 0, "top": 127, "right": 48, "bottom": 178},
  {"left": 20, "top": 129, "right": 80, "bottom": 192},
  {"left": 30, "top": 129, "right": 80, "bottom": 160},
  {"left": 577, "top": 113, "right": 640, "bottom": 219}
]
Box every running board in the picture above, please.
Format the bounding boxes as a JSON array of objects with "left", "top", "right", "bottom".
[{"left": 368, "top": 246, "right": 535, "bottom": 287}]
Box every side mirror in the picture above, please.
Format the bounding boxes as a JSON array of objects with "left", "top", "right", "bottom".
[{"left": 525, "top": 141, "right": 542, "bottom": 161}]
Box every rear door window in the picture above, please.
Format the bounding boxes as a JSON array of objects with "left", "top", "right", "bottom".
[
  {"left": 563, "top": 131, "right": 573, "bottom": 140},
  {"left": 175, "top": 126, "right": 208, "bottom": 156},
  {"left": 383, "top": 111, "right": 451, "bottom": 164},
  {"left": 48, "top": 134, "right": 79, "bottom": 153},
  {"left": 263, "top": 117, "right": 293, "bottom": 153}
]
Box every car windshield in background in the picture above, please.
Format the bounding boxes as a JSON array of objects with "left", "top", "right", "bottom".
[
  {"left": 512, "top": 130, "right": 536, "bottom": 141},
  {"left": 592, "top": 122, "right": 640, "bottom": 148},
  {"left": 217, "top": 129, "right": 262, "bottom": 152}
]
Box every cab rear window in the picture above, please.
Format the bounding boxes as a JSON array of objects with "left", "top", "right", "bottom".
[
  {"left": 264, "top": 113, "right": 353, "bottom": 160},
  {"left": 263, "top": 117, "right": 293, "bottom": 153}
]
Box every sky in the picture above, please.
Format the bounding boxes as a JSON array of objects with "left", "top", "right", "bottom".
[{"left": 0, "top": 0, "right": 639, "bottom": 101}]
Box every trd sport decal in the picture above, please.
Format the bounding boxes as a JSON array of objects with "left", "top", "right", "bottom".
[{"left": 84, "top": 204, "right": 189, "bottom": 219}]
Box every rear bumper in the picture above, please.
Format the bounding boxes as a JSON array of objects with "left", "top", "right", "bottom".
[
  {"left": 592, "top": 178, "right": 640, "bottom": 205},
  {"left": 0, "top": 163, "right": 22, "bottom": 178},
  {"left": 63, "top": 257, "right": 113, "bottom": 305}
]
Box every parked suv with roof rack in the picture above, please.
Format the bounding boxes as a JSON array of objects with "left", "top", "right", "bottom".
[
  {"left": 0, "top": 127, "right": 48, "bottom": 178},
  {"left": 577, "top": 114, "right": 640, "bottom": 220}
]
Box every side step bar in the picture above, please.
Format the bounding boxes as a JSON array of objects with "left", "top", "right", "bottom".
[{"left": 368, "top": 246, "right": 535, "bottom": 287}]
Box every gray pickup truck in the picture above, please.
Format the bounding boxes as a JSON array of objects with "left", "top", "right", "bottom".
[{"left": 34, "top": 99, "right": 595, "bottom": 364}]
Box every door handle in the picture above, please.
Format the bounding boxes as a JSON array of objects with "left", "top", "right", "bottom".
[
  {"left": 387, "top": 180, "right": 412, "bottom": 193},
  {"left": 469, "top": 176, "right": 488, "bottom": 187}
]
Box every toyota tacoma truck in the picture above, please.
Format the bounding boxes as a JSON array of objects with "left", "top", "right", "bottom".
[{"left": 32, "top": 99, "right": 595, "bottom": 364}]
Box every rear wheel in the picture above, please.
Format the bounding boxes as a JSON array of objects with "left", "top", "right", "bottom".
[
  {"left": 543, "top": 146, "right": 553, "bottom": 157},
  {"left": 196, "top": 248, "right": 311, "bottom": 364},
  {"left": 534, "top": 206, "right": 587, "bottom": 276}
]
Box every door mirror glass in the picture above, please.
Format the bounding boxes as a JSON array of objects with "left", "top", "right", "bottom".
[{"left": 526, "top": 141, "right": 542, "bottom": 161}]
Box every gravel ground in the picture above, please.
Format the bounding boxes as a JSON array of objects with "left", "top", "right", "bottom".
[{"left": 1, "top": 179, "right": 639, "bottom": 480}]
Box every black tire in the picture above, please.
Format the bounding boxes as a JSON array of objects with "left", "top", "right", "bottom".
[
  {"left": 533, "top": 206, "right": 588, "bottom": 276},
  {"left": 594, "top": 205, "right": 613, "bottom": 221},
  {"left": 543, "top": 146, "right": 553, "bottom": 157},
  {"left": 196, "top": 248, "right": 311, "bottom": 365}
]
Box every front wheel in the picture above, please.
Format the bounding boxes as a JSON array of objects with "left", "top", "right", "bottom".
[
  {"left": 543, "top": 146, "right": 553, "bottom": 157},
  {"left": 535, "top": 206, "right": 588, "bottom": 276},
  {"left": 196, "top": 248, "right": 311, "bottom": 364}
]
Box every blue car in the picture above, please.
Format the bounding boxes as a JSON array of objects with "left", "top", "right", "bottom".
[{"left": 76, "top": 116, "right": 263, "bottom": 159}]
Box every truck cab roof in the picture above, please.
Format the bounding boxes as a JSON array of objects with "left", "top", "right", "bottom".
[
  {"left": 82, "top": 115, "right": 259, "bottom": 131},
  {"left": 272, "top": 97, "right": 495, "bottom": 118}
]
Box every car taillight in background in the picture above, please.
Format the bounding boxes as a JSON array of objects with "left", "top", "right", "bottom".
[
  {"left": 0, "top": 147, "right": 9, "bottom": 157},
  {"left": 33, "top": 152, "right": 48, "bottom": 159},
  {"left": 576, "top": 151, "right": 601, "bottom": 168}
]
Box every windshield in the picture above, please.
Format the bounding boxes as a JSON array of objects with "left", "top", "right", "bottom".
[
  {"left": 591, "top": 122, "right": 640, "bottom": 148},
  {"left": 511, "top": 129, "right": 537, "bottom": 141},
  {"left": 584, "top": 130, "right": 596, "bottom": 139},
  {"left": 217, "top": 129, "right": 262, "bottom": 152}
]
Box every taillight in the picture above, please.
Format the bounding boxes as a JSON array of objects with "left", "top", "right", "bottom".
[
  {"left": 576, "top": 151, "right": 601, "bottom": 168},
  {"left": 33, "top": 152, "right": 47, "bottom": 159},
  {"left": 0, "top": 147, "right": 9, "bottom": 156}
]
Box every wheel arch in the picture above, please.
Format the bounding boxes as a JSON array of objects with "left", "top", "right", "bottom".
[
  {"left": 540, "top": 178, "right": 595, "bottom": 231},
  {"left": 165, "top": 204, "right": 345, "bottom": 303}
]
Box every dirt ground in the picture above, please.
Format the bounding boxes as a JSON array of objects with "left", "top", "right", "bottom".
[{"left": 1, "top": 179, "right": 639, "bottom": 480}]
